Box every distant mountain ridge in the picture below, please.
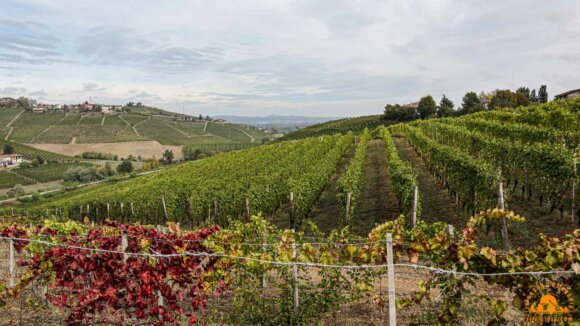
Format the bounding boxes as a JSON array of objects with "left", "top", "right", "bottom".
[{"left": 214, "top": 115, "right": 341, "bottom": 126}]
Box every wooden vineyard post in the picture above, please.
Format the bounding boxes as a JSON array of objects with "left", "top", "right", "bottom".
[
  {"left": 87, "top": 204, "right": 90, "bottom": 218},
  {"left": 79, "top": 204, "right": 83, "bottom": 219},
  {"left": 289, "top": 192, "right": 295, "bottom": 229},
  {"left": 386, "top": 233, "right": 396, "bottom": 326},
  {"left": 498, "top": 182, "right": 509, "bottom": 248},
  {"left": 9, "top": 239, "right": 15, "bottom": 288},
  {"left": 572, "top": 157, "right": 577, "bottom": 222},
  {"left": 214, "top": 200, "right": 219, "bottom": 223},
  {"left": 344, "top": 192, "right": 351, "bottom": 227},
  {"left": 292, "top": 241, "right": 299, "bottom": 316},
  {"left": 106, "top": 203, "right": 110, "bottom": 219},
  {"left": 121, "top": 232, "right": 128, "bottom": 263},
  {"left": 186, "top": 198, "right": 194, "bottom": 228},
  {"left": 161, "top": 196, "right": 168, "bottom": 222},
  {"left": 411, "top": 186, "right": 418, "bottom": 227},
  {"left": 130, "top": 202, "right": 135, "bottom": 217},
  {"left": 262, "top": 232, "right": 267, "bottom": 289},
  {"left": 245, "top": 197, "right": 250, "bottom": 221},
  {"left": 120, "top": 202, "right": 124, "bottom": 221},
  {"left": 448, "top": 224, "right": 454, "bottom": 238}
]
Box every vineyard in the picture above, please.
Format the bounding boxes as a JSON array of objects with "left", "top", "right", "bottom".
[
  {"left": 0, "top": 110, "right": 270, "bottom": 146},
  {"left": 0, "top": 99, "right": 578, "bottom": 325}
]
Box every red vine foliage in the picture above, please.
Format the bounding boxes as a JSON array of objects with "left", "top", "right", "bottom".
[{"left": 2, "top": 221, "right": 226, "bottom": 325}]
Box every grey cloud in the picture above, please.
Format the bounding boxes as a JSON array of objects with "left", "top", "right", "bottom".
[
  {"left": 77, "top": 26, "right": 220, "bottom": 73},
  {"left": 0, "top": 86, "right": 27, "bottom": 95},
  {"left": 82, "top": 82, "right": 107, "bottom": 92},
  {"left": 29, "top": 89, "right": 47, "bottom": 96},
  {"left": 0, "top": 19, "right": 65, "bottom": 65},
  {"left": 292, "top": 0, "right": 378, "bottom": 36},
  {"left": 133, "top": 91, "right": 161, "bottom": 100}
]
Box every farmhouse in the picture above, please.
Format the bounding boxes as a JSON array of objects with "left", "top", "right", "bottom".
[
  {"left": 0, "top": 97, "right": 17, "bottom": 108},
  {"left": 0, "top": 153, "right": 23, "bottom": 167},
  {"left": 554, "top": 89, "right": 580, "bottom": 100},
  {"left": 32, "top": 107, "right": 46, "bottom": 113},
  {"left": 214, "top": 119, "right": 227, "bottom": 124},
  {"left": 402, "top": 101, "right": 420, "bottom": 109}
]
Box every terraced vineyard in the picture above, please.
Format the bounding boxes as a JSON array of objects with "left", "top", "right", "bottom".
[{"left": 0, "top": 110, "right": 270, "bottom": 146}]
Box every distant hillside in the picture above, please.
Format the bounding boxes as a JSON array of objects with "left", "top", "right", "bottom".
[
  {"left": 215, "top": 115, "right": 339, "bottom": 126},
  {"left": 275, "top": 115, "right": 387, "bottom": 141},
  {"left": 0, "top": 110, "right": 271, "bottom": 146},
  {"left": 214, "top": 115, "right": 340, "bottom": 133}
]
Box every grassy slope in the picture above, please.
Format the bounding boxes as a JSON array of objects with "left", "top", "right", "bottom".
[{"left": 0, "top": 110, "right": 270, "bottom": 146}]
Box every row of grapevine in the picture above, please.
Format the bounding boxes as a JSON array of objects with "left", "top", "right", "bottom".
[
  {"left": 390, "top": 124, "right": 499, "bottom": 210},
  {"left": 377, "top": 126, "right": 420, "bottom": 222},
  {"left": 468, "top": 98, "right": 580, "bottom": 133},
  {"left": 336, "top": 128, "right": 371, "bottom": 219},
  {"left": 25, "top": 134, "right": 353, "bottom": 225},
  {"left": 447, "top": 117, "right": 579, "bottom": 149},
  {"left": 1, "top": 209, "right": 578, "bottom": 325},
  {"left": 416, "top": 120, "right": 576, "bottom": 208}
]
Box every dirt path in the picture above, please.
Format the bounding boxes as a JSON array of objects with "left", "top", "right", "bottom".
[
  {"left": 4, "top": 110, "right": 24, "bottom": 140},
  {"left": 100, "top": 115, "right": 106, "bottom": 126},
  {"left": 203, "top": 121, "right": 208, "bottom": 133},
  {"left": 30, "top": 113, "right": 68, "bottom": 143},
  {"left": 0, "top": 179, "right": 62, "bottom": 194},
  {"left": 131, "top": 117, "right": 150, "bottom": 137},
  {"left": 232, "top": 126, "right": 255, "bottom": 142},
  {"left": 498, "top": 185, "right": 577, "bottom": 248},
  {"left": 307, "top": 145, "right": 356, "bottom": 235},
  {"left": 352, "top": 139, "right": 400, "bottom": 236},
  {"left": 393, "top": 137, "right": 464, "bottom": 227}
]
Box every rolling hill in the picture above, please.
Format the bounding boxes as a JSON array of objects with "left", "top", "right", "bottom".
[{"left": 0, "top": 108, "right": 275, "bottom": 162}]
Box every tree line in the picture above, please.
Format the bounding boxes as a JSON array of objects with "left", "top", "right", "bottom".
[{"left": 383, "top": 85, "right": 549, "bottom": 121}]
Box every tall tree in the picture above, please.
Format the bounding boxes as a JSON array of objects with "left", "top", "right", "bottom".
[
  {"left": 162, "top": 149, "right": 174, "bottom": 163},
  {"left": 530, "top": 89, "right": 538, "bottom": 103},
  {"left": 514, "top": 92, "right": 530, "bottom": 106},
  {"left": 417, "top": 95, "right": 436, "bottom": 119},
  {"left": 516, "top": 87, "right": 531, "bottom": 100},
  {"left": 17, "top": 97, "right": 34, "bottom": 110},
  {"left": 538, "top": 85, "right": 548, "bottom": 103},
  {"left": 116, "top": 160, "right": 134, "bottom": 173},
  {"left": 489, "top": 89, "right": 517, "bottom": 109},
  {"left": 460, "top": 91, "right": 481, "bottom": 115},
  {"left": 437, "top": 95, "right": 454, "bottom": 118},
  {"left": 3, "top": 144, "right": 14, "bottom": 154}
]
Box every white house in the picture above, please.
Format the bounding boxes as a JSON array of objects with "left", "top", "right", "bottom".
[{"left": 0, "top": 154, "right": 23, "bottom": 167}]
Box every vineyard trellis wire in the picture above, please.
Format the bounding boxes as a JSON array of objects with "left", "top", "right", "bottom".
[{"left": 0, "top": 210, "right": 578, "bottom": 325}]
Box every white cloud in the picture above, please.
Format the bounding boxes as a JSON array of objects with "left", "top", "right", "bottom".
[{"left": 0, "top": 0, "right": 578, "bottom": 116}]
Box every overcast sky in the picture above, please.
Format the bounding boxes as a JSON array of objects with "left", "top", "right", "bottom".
[{"left": 0, "top": 0, "right": 578, "bottom": 117}]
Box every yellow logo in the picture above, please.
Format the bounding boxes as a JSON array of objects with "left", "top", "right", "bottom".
[{"left": 525, "top": 282, "right": 574, "bottom": 323}]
